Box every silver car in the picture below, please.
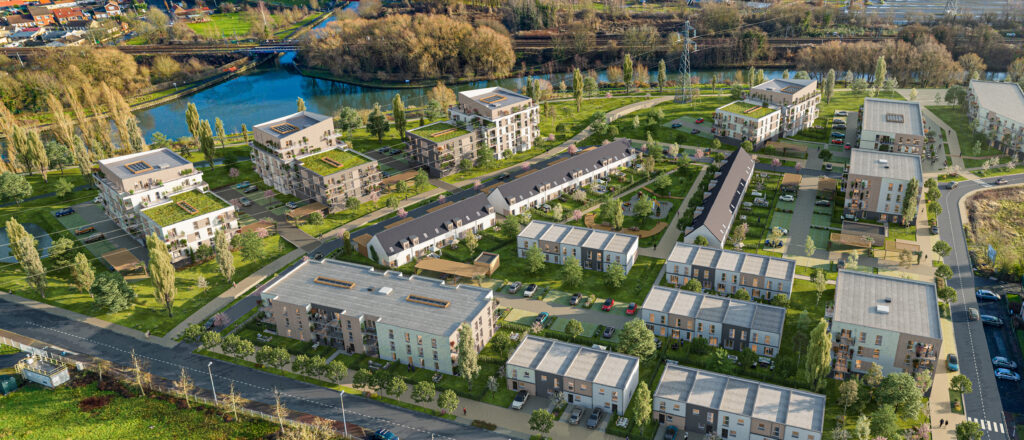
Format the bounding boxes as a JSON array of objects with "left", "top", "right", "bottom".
[
  {"left": 993, "top": 356, "right": 1018, "bottom": 370},
  {"left": 568, "top": 406, "right": 584, "bottom": 425},
  {"left": 995, "top": 368, "right": 1020, "bottom": 381}
]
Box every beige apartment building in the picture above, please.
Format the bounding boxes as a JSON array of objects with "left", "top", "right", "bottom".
[
  {"left": 843, "top": 149, "right": 922, "bottom": 224},
  {"left": 713, "top": 101, "right": 781, "bottom": 147},
  {"left": 406, "top": 122, "right": 481, "bottom": 178},
  {"left": 747, "top": 78, "right": 820, "bottom": 137},
  {"left": 251, "top": 111, "right": 381, "bottom": 212},
  {"left": 967, "top": 80, "right": 1024, "bottom": 156}
]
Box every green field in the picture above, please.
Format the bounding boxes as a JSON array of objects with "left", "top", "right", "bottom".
[
  {"left": 926, "top": 105, "right": 1001, "bottom": 157},
  {"left": 299, "top": 148, "right": 369, "bottom": 176},
  {"left": 186, "top": 13, "right": 254, "bottom": 39},
  {"left": 578, "top": 96, "right": 735, "bottom": 150},
  {"left": 141, "top": 190, "right": 230, "bottom": 227}
]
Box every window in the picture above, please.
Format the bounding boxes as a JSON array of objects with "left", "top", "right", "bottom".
[
  {"left": 698, "top": 323, "right": 703, "bottom": 332},
  {"left": 764, "top": 335, "right": 770, "bottom": 345},
  {"left": 432, "top": 338, "right": 437, "bottom": 348},
  {"left": 693, "top": 409, "right": 700, "bottom": 415},
  {"left": 875, "top": 335, "right": 883, "bottom": 346},
  {"left": 389, "top": 329, "right": 394, "bottom": 339},
  {"left": 600, "top": 388, "right": 606, "bottom": 394},
  {"left": 405, "top": 333, "right": 410, "bottom": 343},
  {"left": 660, "top": 402, "right": 666, "bottom": 410},
  {"left": 673, "top": 404, "right": 680, "bottom": 410},
  {"left": 541, "top": 375, "right": 547, "bottom": 381},
  {"left": 724, "top": 416, "right": 730, "bottom": 426},
  {"left": 859, "top": 332, "right": 866, "bottom": 342},
  {"left": 524, "top": 371, "right": 530, "bottom": 378},
  {"left": 792, "top": 432, "right": 800, "bottom": 438}
]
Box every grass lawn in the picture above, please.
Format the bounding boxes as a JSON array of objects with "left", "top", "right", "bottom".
[
  {"left": 0, "top": 382, "right": 277, "bottom": 439},
  {"left": 791, "top": 90, "right": 903, "bottom": 143},
  {"left": 187, "top": 12, "right": 254, "bottom": 39},
  {"left": 297, "top": 184, "right": 437, "bottom": 237},
  {"left": 234, "top": 319, "right": 334, "bottom": 357},
  {"left": 180, "top": 145, "right": 251, "bottom": 164},
  {"left": 535, "top": 97, "right": 649, "bottom": 149},
  {"left": 926, "top": 106, "right": 1000, "bottom": 157},
  {"left": 407, "top": 122, "right": 470, "bottom": 142},
  {"left": 579, "top": 98, "right": 735, "bottom": 150},
  {"left": 141, "top": 190, "right": 230, "bottom": 227},
  {"left": 299, "top": 148, "right": 369, "bottom": 176},
  {"left": 721, "top": 101, "right": 775, "bottom": 118},
  {"left": 21, "top": 169, "right": 94, "bottom": 199},
  {"left": 200, "top": 160, "right": 263, "bottom": 190}
]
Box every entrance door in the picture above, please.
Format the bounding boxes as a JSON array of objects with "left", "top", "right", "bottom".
[
  {"left": 568, "top": 394, "right": 574, "bottom": 403},
  {"left": 612, "top": 403, "right": 618, "bottom": 414},
  {"left": 512, "top": 381, "right": 518, "bottom": 390},
  {"left": 722, "top": 428, "right": 729, "bottom": 438},
  {"left": 659, "top": 414, "right": 665, "bottom": 423}
]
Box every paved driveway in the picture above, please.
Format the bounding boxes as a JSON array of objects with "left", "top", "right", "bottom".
[
  {"left": 664, "top": 117, "right": 714, "bottom": 140},
  {"left": 497, "top": 293, "right": 633, "bottom": 331},
  {"left": 783, "top": 178, "right": 819, "bottom": 258},
  {"left": 71, "top": 201, "right": 148, "bottom": 262}
]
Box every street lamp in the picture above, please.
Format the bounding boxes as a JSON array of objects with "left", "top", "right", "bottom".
[
  {"left": 339, "top": 391, "right": 348, "bottom": 437},
  {"left": 207, "top": 361, "right": 218, "bottom": 404}
]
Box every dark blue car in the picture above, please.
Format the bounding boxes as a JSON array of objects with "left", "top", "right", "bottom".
[
  {"left": 54, "top": 207, "right": 75, "bottom": 217},
  {"left": 975, "top": 289, "right": 1000, "bottom": 302},
  {"left": 665, "top": 425, "right": 678, "bottom": 440}
]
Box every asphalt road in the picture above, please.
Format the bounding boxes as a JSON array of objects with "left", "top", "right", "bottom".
[
  {"left": 938, "top": 173, "right": 1024, "bottom": 439},
  {"left": 0, "top": 296, "right": 508, "bottom": 440}
]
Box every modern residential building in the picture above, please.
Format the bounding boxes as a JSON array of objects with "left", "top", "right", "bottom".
[
  {"left": 364, "top": 193, "right": 496, "bottom": 267},
  {"left": 843, "top": 149, "right": 922, "bottom": 224},
  {"left": 251, "top": 111, "right": 381, "bottom": 212},
  {"left": 487, "top": 139, "right": 638, "bottom": 216},
  {"left": 654, "top": 363, "right": 826, "bottom": 440},
  {"left": 505, "top": 335, "right": 640, "bottom": 415},
  {"left": 94, "top": 148, "right": 237, "bottom": 261},
  {"left": 406, "top": 122, "right": 480, "bottom": 178},
  {"left": 713, "top": 100, "right": 781, "bottom": 146},
  {"left": 967, "top": 79, "right": 1024, "bottom": 156},
  {"left": 684, "top": 149, "right": 755, "bottom": 248},
  {"left": 641, "top": 287, "right": 786, "bottom": 357},
  {"left": 516, "top": 220, "right": 639, "bottom": 274},
  {"left": 858, "top": 98, "right": 926, "bottom": 153},
  {"left": 830, "top": 270, "right": 941, "bottom": 378},
  {"left": 258, "top": 258, "right": 496, "bottom": 375},
  {"left": 664, "top": 243, "right": 796, "bottom": 300},
  {"left": 746, "top": 78, "right": 820, "bottom": 137}
]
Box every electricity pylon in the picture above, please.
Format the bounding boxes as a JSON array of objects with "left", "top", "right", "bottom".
[{"left": 676, "top": 20, "right": 697, "bottom": 103}]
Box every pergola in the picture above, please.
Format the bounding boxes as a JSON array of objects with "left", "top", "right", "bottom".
[
  {"left": 414, "top": 258, "right": 488, "bottom": 279},
  {"left": 101, "top": 248, "right": 145, "bottom": 274},
  {"left": 286, "top": 202, "right": 328, "bottom": 220},
  {"left": 781, "top": 173, "right": 802, "bottom": 190}
]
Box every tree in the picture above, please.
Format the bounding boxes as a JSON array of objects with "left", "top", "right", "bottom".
[
  {"left": 201, "top": 331, "right": 222, "bottom": 350},
  {"left": 899, "top": 249, "right": 915, "bottom": 269},
  {"left": 324, "top": 359, "right": 347, "bottom": 383},
  {"left": 129, "top": 349, "right": 149, "bottom": 397},
  {"left": 386, "top": 376, "right": 407, "bottom": 397},
  {"left": 412, "top": 381, "right": 435, "bottom": 403},
  {"left": 6, "top": 218, "right": 46, "bottom": 297},
  {"left": 657, "top": 59, "right": 667, "bottom": 93},
  {"left": 563, "top": 256, "right": 583, "bottom": 288},
  {"left": 730, "top": 222, "right": 749, "bottom": 249},
  {"left": 901, "top": 178, "right": 919, "bottom": 225},
  {"left": 0, "top": 173, "right": 31, "bottom": 204},
  {"left": 864, "top": 363, "right": 884, "bottom": 388},
  {"left": 572, "top": 67, "right": 584, "bottom": 112},
  {"left": 437, "top": 389, "right": 459, "bottom": 414},
  {"left": 694, "top": 236, "right": 709, "bottom": 246},
  {"left": 740, "top": 140, "right": 753, "bottom": 153},
  {"left": 367, "top": 103, "right": 390, "bottom": 144},
  {"left": 174, "top": 366, "right": 195, "bottom": 408},
  {"left": 956, "top": 421, "right": 984, "bottom": 440},
  {"left": 53, "top": 177, "right": 73, "bottom": 199},
  {"left": 198, "top": 120, "right": 216, "bottom": 168},
  {"left": 914, "top": 369, "right": 932, "bottom": 394},
  {"left": 222, "top": 382, "right": 244, "bottom": 422},
  {"left": 684, "top": 278, "right": 703, "bottom": 292},
  {"left": 870, "top": 405, "right": 900, "bottom": 440},
  {"left": 950, "top": 374, "right": 973, "bottom": 394},
  {"left": 653, "top": 173, "right": 671, "bottom": 192},
  {"left": 529, "top": 409, "right": 555, "bottom": 434},
  {"left": 732, "top": 288, "right": 750, "bottom": 301},
  {"left": 272, "top": 388, "right": 289, "bottom": 431},
  {"left": 462, "top": 230, "right": 478, "bottom": 256},
  {"left": 619, "top": 318, "right": 657, "bottom": 359},
  {"left": 873, "top": 56, "right": 887, "bottom": 89},
  {"left": 837, "top": 379, "right": 859, "bottom": 414},
  {"left": 802, "top": 318, "right": 831, "bottom": 391},
  {"left": 181, "top": 324, "right": 205, "bottom": 344},
  {"left": 771, "top": 294, "right": 789, "bottom": 307},
  {"left": 935, "top": 263, "right": 953, "bottom": 280},
  {"left": 564, "top": 319, "right": 584, "bottom": 340},
  {"left": 234, "top": 230, "right": 263, "bottom": 262},
  {"left": 185, "top": 102, "right": 201, "bottom": 139},
  {"left": 392, "top": 94, "right": 407, "bottom": 140},
  {"left": 413, "top": 169, "right": 428, "bottom": 191},
  {"left": 634, "top": 193, "right": 653, "bottom": 222},
  {"left": 457, "top": 323, "right": 480, "bottom": 387},
  {"left": 958, "top": 53, "right": 986, "bottom": 82},
  {"left": 877, "top": 372, "right": 923, "bottom": 418},
  {"left": 147, "top": 233, "right": 177, "bottom": 317},
  {"left": 910, "top": 88, "right": 918, "bottom": 101},
  {"left": 852, "top": 415, "right": 871, "bottom": 440},
  {"left": 214, "top": 117, "right": 227, "bottom": 148},
  {"left": 805, "top": 235, "right": 817, "bottom": 257},
  {"left": 551, "top": 204, "right": 563, "bottom": 221},
  {"left": 933, "top": 240, "right": 952, "bottom": 257},
  {"left": 938, "top": 285, "right": 958, "bottom": 305},
  {"left": 336, "top": 106, "right": 362, "bottom": 135},
  {"left": 526, "top": 244, "right": 545, "bottom": 274},
  {"left": 611, "top": 200, "right": 624, "bottom": 230},
  {"left": 824, "top": 69, "right": 836, "bottom": 104},
  {"left": 811, "top": 268, "right": 828, "bottom": 304},
  {"left": 214, "top": 230, "right": 235, "bottom": 281},
  {"left": 606, "top": 263, "right": 626, "bottom": 288},
  {"left": 622, "top": 54, "right": 634, "bottom": 93},
  {"left": 297, "top": 96, "right": 306, "bottom": 112}
]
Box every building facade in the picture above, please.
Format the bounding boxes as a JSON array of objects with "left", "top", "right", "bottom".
[
  {"left": 843, "top": 149, "right": 922, "bottom": 224},
  {"left": 517, "top": 221, "right": 639, "bottom": 274},
  {"left": 830, "top": 270, "right": 941, "bottom": 379},
  {"left": 406, "top": 122, "right": 481, "bottom": 178},
  {"left": 138, "top": 189, "right": 238, "bottom": 261},
  {"left": 684, "top": 149, "right": 755, "bottom": 248},
  {"left": 746, "top": 79, "right": 820, "bottom": 137},
  {"left": 259, "top": 259, "right": 495, "bottom": 375},
  {"left": 858, "top": 98, "right": 926, "bottom": 153},
  {"left": 967, "top": 80, "right": 1024, "bottom": 157},
  {"left": 664, "top": 243, "right": 795, "bottom": 300},
  {"left": 641, "top": 287, "right": 786, "bottom": 357},
  {"left": 654, "top": 363, "right": 826, "bottom": 440},
  {"left": 713, "top": 100, "right": 781, "bottom": 146},
  {"left": 251, "top": 111, "right": 381, "bottom": 212},
  {"left": 506, "top": 335, "right": 640, "bottom": 415}
]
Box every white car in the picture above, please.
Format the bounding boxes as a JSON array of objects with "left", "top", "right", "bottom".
[
  {"left": 93, "top": 195, "right": 103, "bottom": 204},
  {"left": 779, "top": 195, "right": 795, "bottom": 202},
  {"left": 750, "top": 191, "right": 764, "bottom": 198},
  {"left": 511, "top": 390, "right": 529, "bottom": 410},
  {"left": 522, "top": 284, "right": 538, "bottom": 297},
  {"left": 995, "top": 368, "right": 1020, "bottom": 381},
  {"left": 993, "top": 356, "right": 1018, "bottom": 370}
]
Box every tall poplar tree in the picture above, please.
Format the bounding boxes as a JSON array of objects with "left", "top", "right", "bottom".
[
  {"left": 392, "top": 94, "right": 406, "bottom": 140},
  {"left": 623, "top": 54, "right": 634, "bottom": 93},
  {"left": 572, "top": 67, "right": 584, "bottom": 112},
  {"left": 457, "top": 323, "right": 480, "bottom": 388},
  {"left": 147, "top": 233, "right": 177, "bottom": 317},
  {"left": 214, "top": 230, "right": 235, "bottom": 281},
  {"left": 657, "top": 59, "right": 667, "bottom": 93},
  {"left": 71, "top": 252, "right": 95, "bottom": 296},
  {"left": 198, "top": 120, "right": 216, "bottom": 168},
  {"left": 185, "top": 102, "right": 201, "bottom": 140},
  {"left": 296, "top": 97, "right": 306, "bottom": 112},
  {"left": 215, "top": 117, "right": 226, "bottom": 148},
  {"left": 873, "top": 56, "right": 887, "bottom": 90},
  {"left": 824, "top": 69, "right": 836, "bottom": 104},
  {"left": 6, "top": 218, "right": 46, "bottom": 297},
  {"left": 803, "top": 318, "right": 832, "bottom": 391}
]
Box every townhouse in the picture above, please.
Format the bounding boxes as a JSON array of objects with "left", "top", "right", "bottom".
[
  {"left": 94, "top": 148, "right": 237, "bottom": 261},
  {"left": 641, "top": 287, "right": 786, "bottom": 357},
  {"left": 516, "top": 220, "right": 639, "bottom": 274},
  {"left": 664, "top": 242, "right": 795, "bottom": 300},
  {"left": 830, "top": 270, "right": 941, "bottom": 378},
  {"left": 967, "top": 79, "right": 1024, "bottom": 156},
  {"left": 713, "top": 100, "right": 781, "bottom": 147},
  {"left": 487, "top": 139, "right": 638, "bottom": 216},
  {"left": 746, "top": 78, "right": 820, "bottom": 137},
  {"left": 258, "top": 258, "right": 495, "bottom": 375},
  {"left": 843, "top": 149, "right": 922, "bottom": 224},
  {"left": 684, "top": 149, "right": 755, "bottom": 248},
  {"left": 858, "top": 98, "right": 926, "bottom": 153},
  {"left": 654, "top": 363, "right": 826, "bottom": 440},
  {"left": 505, "top": 335, "right": 640, "bottom": 415},
  {"left": 364, "top": 193, "right": 496, "bottom": 267},
  {"left": 251, "top": 111, "right": 381, "bottom": 212}
]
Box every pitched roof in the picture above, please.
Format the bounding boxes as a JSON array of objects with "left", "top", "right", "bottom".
[
  {"left": 833, "top": 270, "right": 941, "bottom": 339},
  {"left": 641, "top": 286, "right": 786, "bottom": 334},
  {"left": 667, "top": 242, "right": 796, "bottom": 282},
  {"left": 518, "top": 220, "right": 638, "bottom": 255},
  {"left": 969, "top": 80, "right": 1024, "bottom": 126},
  {"left": 688, "top": 149, "right": 755, "bottom": 243},
  {"left": 507, "top": 335, "right": 639, "bottom": 390},
  {"left": 861, "top": 98, "right": 924, "bottom": 136},
  {"left": 373, "top": 193, "right": 494, "bottom": 257},
  {"left": 492, "top": 139, "right": 635, "bottom": 204}
]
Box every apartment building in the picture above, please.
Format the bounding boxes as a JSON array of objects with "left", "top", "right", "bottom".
[
  {"left": 654, "top": 363, "right": 826, "bottom": 440},
  {"left": 713, "top": 100, "right": 781, "bottom": 147},
  {"left": 258, "top": 258, "right": 495, "bottom": 375},
  {"left": 664, "top": 242, "right": 795, "bottom": 300},
  {"left": 843, "top": 149, "right": 922, "bottom": 224},
  {"left": 487, "top": 139, "right": 638, "bottom": 216},
  {"left": 406, "top": 122, "right": 481, "bottom": 178},
  {"left": 505, "top": 335, "right": 640, "bottom": 415},
  {"left": 858, "top": 98, "right": 926, "bottom": 153},
  {"left": 684, "top": 149, "right": 755, "bottom": 248},
  {"left": 747, "top": 79, "right": 820, "bottom": 137},
  {"left": 251, "top": 111, "right": 381, "bottom": 212},
  {"left": 831, "top": 270, "right": 941, "bottom": 378},
  {"left": 967, "top": 80, "right": 1024, "bottom": 156},
  {"left": 364, "top": 193, "right": 496, "bottom": 267},
  {"left": 516, "top": 220, "right": 639, "bottom": 274},
  {"left": 641, "top": 287, "right": 786, "bottom": 357},
  {"left": 94, "top": 148, "right": 237, "bottom": 260}
]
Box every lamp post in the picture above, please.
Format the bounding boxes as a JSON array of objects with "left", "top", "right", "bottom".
[
  {"left": 339, "top": 391, "right": 348, "bottom": 437},
  {"left": 207, "top": 361, "right": 218, "bottom": 404}
]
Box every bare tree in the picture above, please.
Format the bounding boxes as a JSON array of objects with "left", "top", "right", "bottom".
[
  {"left": 174, "top": 366, "right": 195, "bottom": 408},
  {"left": 129, "top": 349, "right": 150, "bottom": 397}
]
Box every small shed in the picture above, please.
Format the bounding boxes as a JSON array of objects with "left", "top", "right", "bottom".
[
  {"left": 381, "top": 170, "right": 417, "bottom": 190},
  {"left": 817, "top": 177, "right": 838, "bottom": 198},
  {"left": 473, "top": 252, "right": 500, "bottom": 275},
  {"left": 239, "top": 220, "right": 276, "bottom": 238},
  {"left": 781, "top": 173, "right": 802, "bottom": 192},
  {"left": 18, "top": 356, "right": 69, "bottom": 388}
]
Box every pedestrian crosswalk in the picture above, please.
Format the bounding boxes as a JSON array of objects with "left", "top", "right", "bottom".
[{"left": 966, "top": 417, "right": 1005, "bottom": 433}]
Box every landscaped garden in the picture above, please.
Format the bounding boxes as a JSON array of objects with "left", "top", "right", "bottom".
[
  {"left": 926, "top": 106, "right": 999, "bottom": 158},
  {"left": 299, "top": 148, "right": 369, "bottom": 176},
  {"left": 296, "top": 182, "right": 439, "bottom": 237},
  {"left": 141, "top": 190, "right": 230, "bottom": 227},
  {"left": 790, "top": 90, "right": 903, "bottom": 143},
  {"left": 578, "top": 97, "right": 736, "bottom": 150}
]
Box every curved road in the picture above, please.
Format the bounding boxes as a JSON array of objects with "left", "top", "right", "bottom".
[{"left": 938, "top": 173, "right": 1024, "bottom": 439}]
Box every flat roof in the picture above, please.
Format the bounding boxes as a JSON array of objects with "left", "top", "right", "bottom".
[
  {"left": 667, "top": 242, "right": 795, "bottom": 282},
  {"left": 641, "top": 286, "right": 786, "bottom": 334},
  {"left": 261, "top": 259, "right": 493, "bottom": 337},
  {"left": 493, "top": 139, "right": 635, "bottom": 205},
  {"left": 848, "top": 149, "right": 922, "bottom": 182},
  {"left": 519, "top": 221, "right": 638, "bottom": 255},
  {"left": 655, "top": 363, "right": 826, "bottom": 433},
  {"left": 969, "top": 80, "right": 1024, "bottom": 126},
  {"left": 752, "top": 78, "right": 816, "bottom": 95},
  {"left": 254, "top": 111, "right": 332, "bottom": 139},
  {"left": 460, "top": 87, "right": 531, "bottom": 110},
  {"left": 141, "top": 190, "right": 230, "bottom": 227},
  {"left": 833, "top": 270, "right": 941, "bottom": 339},
  {"left": 507, "top": 335, "right": 639, "bottom": 390},
  {"left": 861, "top": 98, "right": 924, "bottom": 136},
  {"left": 299, "top": 148, "right": 370, "bottom": 176},
  {"left": 407, "top": 121, "right": 472, "bottom": 143},
  {"left": 98, "top": 148, "right": 192, "bottom": 181},
  {"left": 718, "top": 100, "right": 778, "bottom": 119},
  {"left": 373, "top": 193, "right": 494, "bottom": 257},
  {"left": 688, "top": 149, "right": 755, "bottom": 243}
]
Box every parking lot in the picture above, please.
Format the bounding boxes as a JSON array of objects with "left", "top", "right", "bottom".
[
  {"left": 56, "top": 202, "right": 148, "bottom": 263},
  {"left": 664, "top": 116, "right": 715, "bottom": 140},
  {"left": 975, "top": 282, "right": 1024, "bottom": 413}
]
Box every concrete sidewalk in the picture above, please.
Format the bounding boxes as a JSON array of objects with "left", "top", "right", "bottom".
[{"left": 929, "top": 317, "right": 964, "bottom": 440}]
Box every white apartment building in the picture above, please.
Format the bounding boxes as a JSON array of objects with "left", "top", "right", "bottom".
[
  {"left": 858, "top": 98, "right": 926, "bottom": 153},
  {"left": 747, "top": 78, "right": 820, "bottom": 137},
  {"left": 967, "top": 80, "right": 1024, "bottom": 156},
  {"left": 506, "top": 335, "right": 640, "bottom": 415},
  {"left": 665, "top": 242, "right": 795, "bottom": 300},
  {"left": 713, "top": 100, "right": 781, "bottom": 147},
  {"left": 138, "top": 189, "right": 238, "bottom": 261},
  {"left": 517, "top": 220, "right": 639, "bottom": 274},
  {"left": 843, "top": 149, "right": 922, "bottom": 224},
  {"left": 448, "top": 87, "right": 539, "bottom": 159}
]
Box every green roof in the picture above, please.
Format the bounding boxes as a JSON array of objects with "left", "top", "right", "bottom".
[
  {"left": 142, "top": 190, "right": 230, "bottom": 227},
  {"left": 300, "top": 149, "right": 369, "bottom": 176},
  {"left": 409, "top": 122, "right": 471, "bottom": 142},
  {"left": 720, "top": 101, "right": 776, "bottom": 119}
]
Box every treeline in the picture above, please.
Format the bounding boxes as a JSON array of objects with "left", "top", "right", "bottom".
[
  {"left": 298, "top": 14, "right": 515, "bottom": 82},
  {"left": 795, "top": 38, "right": 961, "bottom": 87}
]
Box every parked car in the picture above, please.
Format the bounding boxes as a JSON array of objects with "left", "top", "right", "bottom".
[
  {"left": 371, "top": 429, "right": 399, "bottom": 440},
  {"left": 204, "top": 318, "right": 216, "bottom": 330},
  {"left": 511, "top": 390, "right": 529, "bottom": 410},
  {"left": 83, "top": 233, "right": 105, "bottom": 244},
  {"left": 837, "top": 111, "right": 848, "bottom": 116},
  {"left": 240, "top": 197, "right": 253, "bottom": 207},
  {"left": 834, "top": 124, "right": 847, "bottom": 131},
  {"left": 671, "top": 123, "right": 682, "bottom": 128},
  {"left": 568, "top": 406, "right": 584, "bottom": 425},
  {"left": 534, "top": 312, "right": 549, "bottom": 325},
  {"left": 626, "top": 302, "right": 637, "bottom": 315},
  {"left": 996, "top": 178, "right": 1009, "bottom": 185},
  {"left": 234, "top": 181, "right": 251, "bottom": 190},
  {"left": 993, "top": 356, "right": 1018, "bottom": 370},
  {"left": 968, "top": 307, "right": 980, "bottom": 321},
  {"left": 750, "top": 191, "right": 764, "bottom": 198},
  {"left": 691, "top": 129, "right": 700, "bottom": 135},
  {"left": 586, "top": 408, "right": 603, "bottom": 429},
  {"left": 695, "top": 118, "right": 705, "bottom": 124},
  {"left": 243, "top": 185, "right": 259, "bottom": 193},
  {"left": 93, "top": 195, "right": 103, "bottom": 204},
  {"left": 976, "top": 289, "right": 1001, "bottom": 302},
  {"left": 832, "top": 119, "right": 845, "bottom": 124},
  {"left": 824, "top": 163, "right": 833, "bottom": 171},
  {"left": 995, "top": 368, "right": 1021, "bottom": 381},
  {"left": 831, "top": 132, "right": 845, "bottom": 138},
  {"left": 831, "top": 139, "right": 843, "bottom": 144},
  {"left": 508, "top": 281, "right": 522, "bottom": 294},
  {"left": 930, "top": 225, "right": 940, "bottom": 234},
  {"left": 285, "top": 201, "right": 299, "bottom": 209},
  {"left": 665, "top": 426, "right": 678, "bottom": 440},
  {"left": 947, "top": 353, "right": 959, "bottom": 372},
  {"left": 601, "top": 298, "right": 615, "bottom": 311},
  {"left": 981, "top": 315, "right": 1004, "bottom": 326},
  {"left": 779, "top": 194, "right": 795, "bottom": 202},
  {"left": 54, "top": 207, "right": 75, "bottom": 217},
  {"left": 844, "top": 144, "right": 852, "bottom": 150},
  {"left": 815, "top": 200, "right": 831, "bottom": 206},
  {"left": 603, "top": 326, "right": 616, "bottom": 339},
  {"left": 948, "top": 181, "right": 959, "bottom": 189},
  {"left": 522, "top": 283, "right": 538, "bottom": 297},
  {"left": 75, "top": 226, "right": 96, "bottom": 235},
  {"left": 570, "top": 293, "right": 582, "bottom": 306}
]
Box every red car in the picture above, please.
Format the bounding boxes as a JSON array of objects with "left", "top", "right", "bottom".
[
  {"left": 844, "top": 144, "right": 852, "bottom": 150},
  {"left": 601, "top": 298, "right": 615, "bottom": 311},
  {"left": 831, "top": 139, "right": 843, "bottom": 144},
  {"left": 695, "top": 117, "right": 705, "bottom": 124},
  {"left": 626, "top": 302, "right": 637, "bottom": 315}
]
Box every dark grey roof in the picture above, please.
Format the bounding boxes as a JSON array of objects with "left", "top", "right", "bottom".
[
  {"left": 507, "top": 335, "right": 639, "bottom": 390},
  {"left": 641, "top": 286, "right": 786, "bottom": 335},
  {"left": 493, "top": 139, "right": 635, "bottom": 204},
  {"left": 374, "top": 193, "right": 494, "bottom": 257},
  {"left": 690, "top": 149, "right": 755, "bottom": 243}
]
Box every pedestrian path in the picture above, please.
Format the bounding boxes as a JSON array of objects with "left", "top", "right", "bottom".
[{"left": 645, "top": 166, "right": 708, "bottom": 259}]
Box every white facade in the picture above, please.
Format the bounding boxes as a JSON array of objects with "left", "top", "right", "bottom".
[
  {"left": 138, "top": 191, "right": 238, "bottom": 261},
  {"left": 448, "top": 87, "right": 540, "bottom": 159},
  {"left": 516, "top": 221, "right": 639, "bottom": 274},
  {"left": 366, "top": 193, "right": 496, "bottom": 267},
  {"left": 858, "top": 98, "right": 926, "bottom": 153},
  {"left": 713, "top": 101, "right": 781, "bottom": 145}
]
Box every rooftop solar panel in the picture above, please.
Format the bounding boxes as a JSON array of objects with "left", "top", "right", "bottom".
[
  {"left": 885, "top": 113, "right": 905, "bottom": 123},
  {"left": 124, "top": 161, "right": 153, "bottom": 174},
  {"left": 780, "top": 86, "right": 801, "bottom": 93},
  {"left": 271, "top": 123, "right": 300, "bottom": 135},
  {"left": 314, "top": 276, "right": 355, "bottom": 289},
  {"left": 407, "top": 294, "right": 450, "bottom": 308}
]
